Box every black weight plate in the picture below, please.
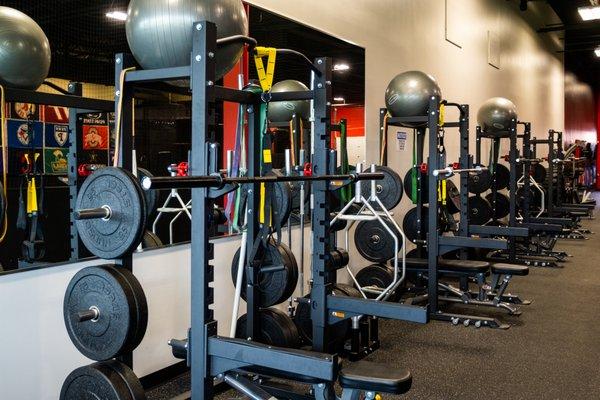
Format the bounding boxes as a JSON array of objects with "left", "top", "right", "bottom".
[
  {"left": 278, "top": 168, "right": 310, "bottom": 211},
  {"left": 467, "top": 167, "right": 491, "bottom": 194},
  {"left": 406, "top": 248, "right": 427, "bottom": 258},
  {"left": 355, "top": 263, "right": 399, "bottom": 301},
  {"left": 108, "top": 267, "right": 148, "bottom": 356},
  {"left": 354, "top": 218, "right": 402, "bottom": 263},
  {"left": 141, "top": 230, "right": 163, "bottom": 249},
  {"left": 279, "top": 241, "right": 299, "bottom": 301},
  {"left": 445, "top": 180, "right": 461, "bottom": 214},
  {"left": 104, "top": 360, "right": 147, "bottom": 400},
  {"left": 403, "top": 167, "right": 429, "bottom": 204},
  {"left": 236, "top": 308, "right": 300, "bottom": 348},
  {"left": 76, "top": 167, "right": 146, "bottom": 259},
  {"left": 532, "top": 164, "right": 547, "bottom": 184},
  {"left": 494, "top": 164, "right": 510, "bottom": 190},
  {"left": 64, "top": 265, "right": 137, "bottom": 361},
  {"left": 516, "top": 187, "right": 542, "bottom": 211},
  {"left": 60, "top": 362, "right": 133, "bottom": 400},
  {"left": 293, "top": 287, "right": 350, "bottom": 348},
  {"left": 268, "top": 170, "right": 292, "bottom": 227},
  {"left": 361, "top": 165, "right": 403, "bottom": 210},
  {"left": 485, "top": 192, "right": 510, "bottom": 219},
  {"left": 335, "top": 283, "right": 363, "bottom": 298},
  {"left": 137, "top": 168, "right": 157, "bottom": 223},
  {"left": 402, "top": 206, "right": 429, "bottom": 243},
  {"left": 468, "top": 195, "right": 493, "bottom": 225},
  {"left": 231, "top": 240, "right": 298, "bottom": 307}
]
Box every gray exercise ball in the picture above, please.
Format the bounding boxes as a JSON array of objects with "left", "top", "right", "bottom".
[
  {"left": 0, "top": 7, "right": 51, "bottom": 90},
  {"left": 384, "top": 71, "right": 441, "bottom": 125},
  {"left": 268, "top": 80, "right": 311, "bottom": 123},
  {"left": 126, "top": 0, "right": 248, "bottom": 80},
  {"left": 477, "top": 97, "right": 518, "bottom": 134}
]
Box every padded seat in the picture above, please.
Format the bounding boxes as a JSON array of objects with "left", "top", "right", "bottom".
[
  {"left": 491, "top": 263, "right": 529, "bottom": 276},
  {"left": 338, "top": 361, "right": 412, "bottom": 394},
  {"left": 404, "top": 258, "right": 489, "bottom": 274}
]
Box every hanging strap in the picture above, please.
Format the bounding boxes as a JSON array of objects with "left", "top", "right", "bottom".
[
  {"left": 411, "top": 130, "right": 418, "bottom": 204},
  {"left": 113, "top": 67, "right": 136, "bottom": 167},
  {"left": 254, "top": 47, "right": 277, "bottom": 92},
  {"left": 0, "top": 85, "right": 8, "bottom": 243},
  {"left": 379, "top": 112, "right": 389, "bottom": 165}
]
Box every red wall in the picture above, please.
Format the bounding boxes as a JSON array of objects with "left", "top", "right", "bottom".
[{"left": 332, "top": 106, "right": 365, "bottom": 137}]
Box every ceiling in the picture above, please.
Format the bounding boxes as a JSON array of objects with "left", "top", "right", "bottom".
[{"left": 545, "top": 0, "right": 600, "bottom": 89}]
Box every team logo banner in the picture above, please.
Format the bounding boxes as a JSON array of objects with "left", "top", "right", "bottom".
[
  {"left": 7, "top": 120, "right": 43, "bottom": 148},
  {"left": 43, "top": 105, "right": 69, "bottom": 123},
  {"left": 44, "top": 148, "right": 69, "bottom": 175},
  {"left": 11, "top": 102, "right": 40, "bottom": 121},
  {"left": 45, "top": 124, "right": 70, "bottom": 147},
  {"left": 83, "top": 125, "right": 109, "bottom": 150}
]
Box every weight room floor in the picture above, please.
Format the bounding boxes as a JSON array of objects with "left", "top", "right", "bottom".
[{"left": 148, "top": 200, "right": 600, "bottom": 400}]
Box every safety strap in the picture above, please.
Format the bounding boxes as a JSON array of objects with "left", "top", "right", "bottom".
[
  {"left": 379, "top": 112, "right": 389, "bottom": 165},
  {"left": 411, "top": 131, "right": 417, "bottom": 204},
  {"left": 339, "top": 119, "right": 352, "bottom": 202},
  {"left": 253, "top": 47, "right": 277, "bottom": 92}
]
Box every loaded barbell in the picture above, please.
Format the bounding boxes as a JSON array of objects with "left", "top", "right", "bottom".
[{"left": 74, "top": 166, "right": 384, "bottom": 259}]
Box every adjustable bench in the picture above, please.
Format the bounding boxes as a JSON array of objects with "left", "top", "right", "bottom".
[
  {"left": 401, "top": 258, "right": 529, "bottom": 316},
  {"left": 242, "top": 359, "right": 412, "bottom": 400}
]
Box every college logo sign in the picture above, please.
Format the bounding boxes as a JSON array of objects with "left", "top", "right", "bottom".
[{"left": 54, "top": 125, "right": 69, "bottom": 146}]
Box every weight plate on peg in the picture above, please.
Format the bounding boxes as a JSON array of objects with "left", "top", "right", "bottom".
[
  {"left": 360, "top": 165, "right": 403, "bottom": 210},
  {"left": 108, "top": 266, "right": 148, "bottom": 356},
  {"left": 467, "top": 166, "right": 491, "bottom": 194},
  {"left": 494, "top": 164, "right": 511, "bottom": 190},
  {"left": 104, "top": 360, "right": 146, "bottom": 400},
  {"left": 268, "top": 169, "right": 292, "bottom": 227},
  {"left": 532, "top": 164, "right": 547, "bottom": 184},
  {"left": 278, "top": 168, "right": 309, "bottom": 211},
  {"left": 445, "top": 180, "right": 461, "bottom": 214},
  {"left": 402, "top": 206, "right": 429, "bottom": 243},
  {"left": 75, "top": 167, "right": 147, "bottom": 259},
  {"left": 141, "top": 230, "right": 163, "bottom": 249},
  {"left": 60, "top": 361, "right": 144, "bottom": 400},
  {"left": 354, "top": 217, "right": 402, "bottom": 263},
  {"left": 293, "top": 286, "right": 351, "bottom": 348},
  {"left": 516, "top": 187, "right": 543, "bottom": 210},
  {"left": 468, "top": 195, "right": 493, "bottom": 225},
  {"left": 485, "top": 192, "right": 510, "bottom": 219},
  {"left": 403, "top": 167, "right": 429, "bottom": 204},
  {"left": 231, "top": 240, "right": 298, "bottom": 307},
  {"left": 63, "top": 265, "right": 146, "bottom": 361},
  {"left": 355, "top": 263, "right": 399, "bottom": 301},
  {"left": 137, "top": 168, "right": 157, "bottom": 223},
  {"left": 236, "top": 308, "right": 301, "bottom": 348}
]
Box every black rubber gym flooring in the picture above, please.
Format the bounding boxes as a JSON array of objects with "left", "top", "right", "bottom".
[{"left": 148, "top": 202, "right": 600, "bottom": 399}]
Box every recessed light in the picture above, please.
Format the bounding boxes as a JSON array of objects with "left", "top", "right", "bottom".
[
  {"left": 333, "top": 97, "right": 345, "bottom": 102},
  {"left": 578, "top": 6, "right": 600, "bottom": 21},
  {"left": 106, "top": 11, "right": 127, "bottom": 21},
  {"left": 333, "top": 64, "right": 350, "bottom": 71},
  {"left": 595, "top": 48, "right": 600, "bottom": 57}
]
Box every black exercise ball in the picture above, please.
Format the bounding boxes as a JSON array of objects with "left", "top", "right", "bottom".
[
  {"left": 477, "top": 97, "right": 517, "bottom": 135},
  {"left": 0, "top": 7, "right": 51, "bottom": 90},
  {"left": 268, "top": 80, "right": 311, "bottom": 123},
  {"left": 384, "top": 71, "right": 441, "bottom": 126},
  {"left": 126, "top": 0, "right": 248, "bottom": 79}
]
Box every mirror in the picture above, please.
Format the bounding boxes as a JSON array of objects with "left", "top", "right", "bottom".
[{"left": 0, "top": 2, "right": 365, "bottom": 273}]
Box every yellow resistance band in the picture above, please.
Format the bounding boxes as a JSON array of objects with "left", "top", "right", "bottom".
[{"left": 254, "top": 47, "right": 277, "bottom": 92}]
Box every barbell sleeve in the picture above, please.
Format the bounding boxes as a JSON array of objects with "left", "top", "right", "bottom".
[
  {"left": 432, "top": 166, "right": 486, "bottom": 177},
  {"left": 74, "top": 206, "right": 111, "bottom": 220}
]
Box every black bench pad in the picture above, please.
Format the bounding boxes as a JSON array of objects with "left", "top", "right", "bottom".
[
  {"left": 338, "top": 361, "right": 412, "bottom": 394},
  {"left": 491, "top": 263, "right": 529, "bottom": 276},
  {"left": 404, "top": 258, "right": 489, "bottom": 273}
]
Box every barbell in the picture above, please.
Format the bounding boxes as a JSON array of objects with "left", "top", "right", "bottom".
[{"left": 74, "top": 166, "right": 384, "bottom": 259}]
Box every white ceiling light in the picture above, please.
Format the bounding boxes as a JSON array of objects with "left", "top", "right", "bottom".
[
  {"left": 333, "top": 64, "right": 350, "bottom": 71},
  {"left": 578, "top": 6, "right": 600, "bottom": 21},
  {"left": 106, "top": 11, "right": 127, "bottom": 21},
  {"left": 595, "top": 48, "right": 600, "bottom": 57},
  {"left": 333, "top": 97, "right": 345, "bottom": 102}
]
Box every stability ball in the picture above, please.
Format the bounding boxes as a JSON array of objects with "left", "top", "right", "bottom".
[
  {"left": 268, "top": 80, "right": 311, "bottom": 123},
  {"left": 0, "top": 7, "right": 51, "bottom": 90},
  {"left": 384, "top": 71, "right": 441, "bottom": 126},
  {"left": 477, "top": 97, "right": 518, "bottom": 134},
  {"left": 126, "top": 0, "right": 248, "bottom": 80}
]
